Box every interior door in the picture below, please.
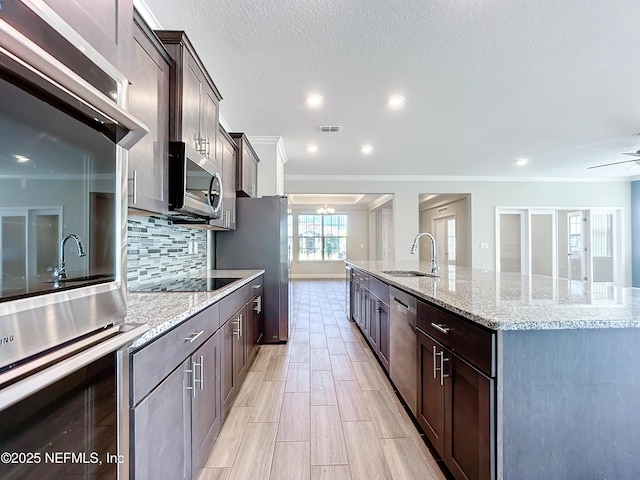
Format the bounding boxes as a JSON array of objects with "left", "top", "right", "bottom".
[{"left": 568, "top": 211, "right": 589, "bottom": 281}]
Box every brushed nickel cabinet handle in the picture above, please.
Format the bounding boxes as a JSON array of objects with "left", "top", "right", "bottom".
[
  {"left": 431, "top": 323, "right": 450, "bottom": 334},
  {"left": 186, "top": 330, "right": 204, "bottom": 343}
]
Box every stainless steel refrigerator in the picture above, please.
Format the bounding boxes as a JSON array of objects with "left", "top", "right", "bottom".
[{"left": 216, "top": 195, "right": 289, "bottom": 343}]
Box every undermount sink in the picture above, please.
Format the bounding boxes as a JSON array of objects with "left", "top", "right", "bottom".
[{"left": 382, "top": 270, "right": 438, "bottom": 278}]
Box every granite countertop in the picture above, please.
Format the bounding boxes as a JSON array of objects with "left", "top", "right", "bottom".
[
  {"left": 125, "top": 269, "right": 264, "bottom": 348},
  {"left": 346, "top": 260, "right": 640, "bottom": 331}
]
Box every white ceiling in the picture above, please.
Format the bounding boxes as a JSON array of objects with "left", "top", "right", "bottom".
[{"left": 142, "top": 0, "right": 640, "bottom": 180}]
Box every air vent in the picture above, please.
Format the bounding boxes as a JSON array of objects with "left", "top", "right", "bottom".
[{"left": 318, "top": 125, "right": 342, "bottom": 133}]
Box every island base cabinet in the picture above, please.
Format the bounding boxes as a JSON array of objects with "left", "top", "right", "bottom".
[
  {"left": 417, "top": 328, "right": 495, "bottom": 480},
  {"left": 222, "top": 307, "right": 247, "bottom": 419},
  {"left": 131, "top": 359, "right": 190, "bottom": 480},
  {"left": 445, "top": 354, "right": 494, "bottom": 480}
]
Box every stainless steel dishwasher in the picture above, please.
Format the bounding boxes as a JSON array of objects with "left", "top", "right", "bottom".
[{"left": 389, "top": 286, "right": 418, "bottom": 415}]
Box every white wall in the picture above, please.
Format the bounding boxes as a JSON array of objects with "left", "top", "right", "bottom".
[
  {"left": 531, "top": 214, "right": 553, "bottom": 276},
  {"left": 285, "top": 176, "right": 633, "bottom": 285}
]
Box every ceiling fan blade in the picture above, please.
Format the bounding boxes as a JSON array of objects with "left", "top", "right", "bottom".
[
  {"left": 622, "top": 151, "right": 640, "bottom": 157},
  {"left": 587, "top": 158, "right": 640, "bottom": 169}
]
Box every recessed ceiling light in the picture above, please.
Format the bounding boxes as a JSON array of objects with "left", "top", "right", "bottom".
[
  {"left": 361, "top": 144, "right": 373, "bottom": 154},
  {"left": 14, "top": 154, "right": 30, "bottom": 163},
  {"left": 515, "top": 158, "right": 529, "bottom": 166},
  {"left": 307, "top": 144, "right": 319, "bottom": 153},
  {"left": 306, "top": 94, "right": 323, "bottom": 108},
  {"left": 387, "top": 94, "right": 405, "bottom": 109}
]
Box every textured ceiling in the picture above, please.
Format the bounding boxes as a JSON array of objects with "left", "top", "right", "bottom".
[{"left": 142, "top": 0, "right": 640, "bottom": 179}]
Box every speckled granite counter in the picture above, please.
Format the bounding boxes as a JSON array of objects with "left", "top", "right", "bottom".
[
  {"left": 346, "top": 260, "right": 640, "bottom": 330},
  {"left": 125, "top": 269, "right": 264, "bottom": 349}
]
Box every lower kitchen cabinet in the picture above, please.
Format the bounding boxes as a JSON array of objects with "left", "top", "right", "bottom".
[
  {"left": 131, "top": 357, "right": 190, "bottom": 480},
  {"left": 222, "top": 307, "right": 246, "bottom": 418},
  {"left": 417, "top": 326, "right": 495, "bottom": 480},
  {"left": 376, "top": 296, "right": 390, "bottom": 372},
  {"left": 246, "top": 289, "right": 264, "bottom": 366},
  {"left": 131, "top": 328, "right": 223, "bottom": 480},
  {"left": 191, "top": 329, "right": 223, "bottom": 472}
]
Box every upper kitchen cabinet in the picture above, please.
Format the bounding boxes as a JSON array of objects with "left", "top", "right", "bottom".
[
  {"left": 155, "top": 31, "right": 223, "bottom": 163},
  {"left": 230, "top": 133, "right": 260, "bottom": 198},
  {"left": 127, "top": 11, "right": 171, "bottom": 214},
  {"left": 41, "top": 0, "right": 134, "bottom": 76},
  {"left": 218, "top": 126, "right": 237, "bottom": 230}
]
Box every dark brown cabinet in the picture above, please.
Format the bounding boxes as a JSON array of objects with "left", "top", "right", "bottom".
[
  {"left": 246, "top": 288, "right": 264, "bottom": 366},
  {"left": 230, "top": 133, "right": 260, "bottom": 197},
  {"left": 155, "top": 31, "right": 222, "bottom": 163},
  {"left": 417, "top": 300, "right": 495, "bottom": 480},
  {"left": 127, "top": 12, "right": 171, "bottom": 214},
  {"left": 375, "top": 296, "right": 390, "bottom": 371},
  {"left": 42, "top": 0, "right": 133, "bottom": 75},
  {"left": 191, "top": 329, "right": 223, "bottom": 473},
  {"left": 222, "top": 306, "right": 246, "bottom": 417},
  {"left": 218, "top": 126, "right": 238, "bottom": 230}
]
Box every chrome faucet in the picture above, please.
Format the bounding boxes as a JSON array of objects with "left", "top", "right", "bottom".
[
  {"left": 54, "top": 234, "right": 86, "bottom": 281},
  {"left": 410, "top": 232, "right": 438, "bottom": 275}
]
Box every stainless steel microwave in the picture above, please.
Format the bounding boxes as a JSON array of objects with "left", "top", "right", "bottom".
[{"left": 168, "top": 141, "right": 224, "bottom": 220}]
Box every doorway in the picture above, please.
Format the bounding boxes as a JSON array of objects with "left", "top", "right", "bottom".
[{"left": 433, "top": 215, "right": 456, "bottom": 267}]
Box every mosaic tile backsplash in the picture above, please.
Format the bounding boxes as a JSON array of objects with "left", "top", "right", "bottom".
[{"left": 127, "top": 216, "right": 208, "bottom": 288}]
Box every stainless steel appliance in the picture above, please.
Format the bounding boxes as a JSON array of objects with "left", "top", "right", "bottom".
[
  {"left": 389, "top": 286, "right": 418, "bottom": 414},
  {"left": 0, "top": 2, "right": 147, "bottom": 370},
  {"left": 216, "top": 196, "right": 289, "bottom": 342},
  {"left": 168, "top": 141, "right": 223, "bottom": 221}
]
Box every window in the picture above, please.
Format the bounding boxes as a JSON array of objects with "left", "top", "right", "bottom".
[
  {"left": 591, "top": 213, "right": 612, "bottom": 257},
  {"left": 447, "top": 218, "right": 456, "bottom": 263},
  {"left": 298, "top": 214, "right": 347, "bottom": 261}
]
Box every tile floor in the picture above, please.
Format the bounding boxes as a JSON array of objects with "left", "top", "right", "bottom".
[{"left": 197, "top": 279, "right": 447, "bottom": 480}]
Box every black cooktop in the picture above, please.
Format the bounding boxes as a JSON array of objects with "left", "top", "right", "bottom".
[{"left": 131, "top": 277, "right": 241, "bottom": 292}]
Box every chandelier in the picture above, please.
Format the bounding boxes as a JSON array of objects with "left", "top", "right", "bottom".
[{"left": 317, "top": 205, "right": 335, "bottom": 215}]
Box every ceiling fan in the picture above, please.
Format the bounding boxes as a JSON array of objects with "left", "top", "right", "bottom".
[{"left": 587, "top": 150, "right": 640, "bottom": 169}]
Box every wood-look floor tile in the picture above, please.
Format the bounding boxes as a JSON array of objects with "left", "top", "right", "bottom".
[
  {"left": 334, "top": 381, "right": 370, "bottom": 421},
  {"left": 426, "top": 460, "right": 448, "bottom": 480},
  {"left": 310, "top": 370, "right": 338, "bottom": 406},
  {"left": 397, "top": 404, "right": 435, "bottom": 461},
  {"left": 309, "top": 322, "right": 326, "bottom": 333},
  {"left": 290, "top": 342, "right": 310, "bottom": 362},
  {"left": 327, "top": 337, "right": 348, "bottom": 355},
  {"left": 285, "top": 362, "right": 310, "bottom": 392},
  {"left": 310, "top": 348, "right": 332, "bottom": 371},
  {"left": 249, "top": 347, "right": 273, "bottom": 372},
  {"left": 265, "top": 353, "right": 290, "bottom": 382},
  {"left": 310, "top": 465, "right": 352, "bottom": 480},
  {"left": 324, "top": 325, "right": 342, "bottom": 338},
  {"left": 205, "top": 406, "right": 252, "bottom": 467},
  {"left": 229, "top": 422, "right": 278, "bottom": 480},
  {"left": 196, "top": 467, "right": 230, "bottom": 480},
  {"left": 270, "top": 441, "right": 311, "bottom": 480},
  {"left": 249, "top": 381, "right": 285, "bottom": 423},
  {"left": 344, "top": 342, "right": 369, "bottom": 362},
  {"left": 330, "top": 355, "right": 356, "bottom": 381},
  {"left": 362, "top": 390, "right": 409, "bottom": 439},
  {"left": 310, "top": 405, "right": 348, "bottom": 465},
  {"left": 277, "top": 392, "right": 310, "bottom": 441},
  {"left": 310, "top": 334, "right": 328, "bottom": 349},
  {"left": 293, "top": 329, "right": 310, "bottom": 343},
  {"left": 381, "top": 437, "right": 434, "bottom": 479},
  {"left": 342, "top": 421, "right": 393, "bottom": 480},
  {"left": 339, "top": 327, "right": 362, "bottom": 344},
  {"left": 351, "top": 361, "right": 384, "bottom": 390},
  {"left": 233, "top": 371, "right": 264, "bottom": 407}
]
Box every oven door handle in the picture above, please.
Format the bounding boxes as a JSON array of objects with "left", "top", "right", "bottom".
[{"left": 0, "top": 323, "right": 149, "bottom": 411}]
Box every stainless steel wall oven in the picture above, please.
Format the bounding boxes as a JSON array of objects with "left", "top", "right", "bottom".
[{"left": 0, "top": 4, "right": 148, "bottom": 479}]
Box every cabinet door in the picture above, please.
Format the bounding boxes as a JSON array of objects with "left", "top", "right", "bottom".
[
  {"left": 191, "top": 330, "right": 222, "bottom": 473},
  {"left": 249, "top": 155, "right": 258, "bottom": 197},
  {"left": 368, "top": 295, "right": 380, "bottom": 353},
  {"left": 182, "top": 52, "right": 203, "bottom": 152},
  {"left": 42, "top": 0, "right": 133, "bottom": 75},
  {"left": 444, "top": 353, "right": 494, "bottom": 480},
  {"left": 378, "top": 300, "right": 390, "bottom": 372},
  {"left": 132, "top": 359, "right": 190, "bottom": 480},
  {"left": 219, "top": 129, "right": 237, "bottom": 230},
  {"left": 234, "top": 307, "right": 247, "bottom": 385},
  {"left": 241, "top": 145, "right": 253, "bottom": 196},
  {"left": 128, "top": 19, "right": 170, "bottom": 213},
  {"left": 246, "top": 293, "right": 264, "bottom": 366},
  {"left": 361, "top": 288, "right": 370, "bottom": 336},
  {"left": 221, "top": 317, "right": 236, "bottom": 418},
  {"left": 417, "top": 331, "right": 446, "bottom": 456},
  {"left": 201, "top": 88, "right": 219, "bottom": 161}
]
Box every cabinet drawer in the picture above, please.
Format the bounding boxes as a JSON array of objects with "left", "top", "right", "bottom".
[
  {"left": 369, "top": 276, "right": 389, "bottom": 304},
  {"left": 417, "top": 300, "right": 495, "bottom": 377},
  {"left": 355, "top": 270, "right": 370, "bottom": 288},
  {"left": 131, "top": 302, "right": 220, "bottom": 405}
]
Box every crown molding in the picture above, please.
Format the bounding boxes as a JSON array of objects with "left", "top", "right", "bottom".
[
  {"left": 285, "top": 174, "right": 632, "bottom": 183},
  {"left": 133, "top": 0, "right": 162, "bottom": 29}
]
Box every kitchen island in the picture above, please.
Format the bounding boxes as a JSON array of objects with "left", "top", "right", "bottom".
[{"left": 347, "top": 260, "right": 640, "bottom": 480}]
